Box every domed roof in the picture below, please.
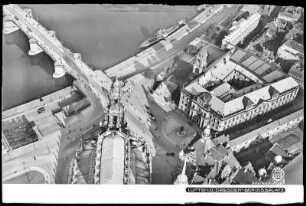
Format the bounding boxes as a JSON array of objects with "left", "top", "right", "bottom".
[
  {"left": 202, "top": 126, "right": 211, "bottom": 138},
  {"left": 202, "top": 92, "right": 212, "bottom": 104},
  {"left": 274, "top": 155, "right": 282, "bottom": 163},
  {"left": 258, "top": 168, "right": 267, "bottom": 176}
]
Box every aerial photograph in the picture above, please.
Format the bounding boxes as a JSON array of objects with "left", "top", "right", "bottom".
[{"left": 2, "top": 4, "right": 304, "bottom": 187}]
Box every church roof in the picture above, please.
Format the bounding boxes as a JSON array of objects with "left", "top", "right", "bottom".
[
  {"left": 207, "top": 145, "right": 228, "bottom": 161},
  {"left": 99, "top": 132, "right": 125, "bottom": 184}
]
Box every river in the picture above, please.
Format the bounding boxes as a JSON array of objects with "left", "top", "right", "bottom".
[{"left": 2, "top": 4, "right": 196, "bottom": 110}]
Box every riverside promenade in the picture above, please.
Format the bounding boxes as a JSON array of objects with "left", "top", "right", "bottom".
[
  {"left": 2, "top": 86, "right": 78, "bottom": 120},
  {"left": 104, "top": 5, "right": 232, "bottom": 79}
]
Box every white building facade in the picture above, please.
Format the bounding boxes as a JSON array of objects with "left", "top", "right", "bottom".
[
  {"left": 221, "top": 13, "right": 261, "bottom": 50},
  {"left": 179, "top": 83, "right": 299, "bottom": 132},
  {"left": 178, "top": 47, "right": 300, "bottom": 132},
  {"left": 277, "top": 40, "right": 304, "bottom": 61}
]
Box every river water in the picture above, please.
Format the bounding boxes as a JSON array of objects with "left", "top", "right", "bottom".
[{"left": 2, "top": 4, "right": 196, "bottom": 110}]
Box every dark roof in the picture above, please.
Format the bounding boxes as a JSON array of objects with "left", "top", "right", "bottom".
[
  {"left": 192, "top": 173, "right": 206, "bottom": 183},
  {"left": 186, "top": 133, "right": 202, "bottom": 149},
  {"left": 232, "top": 168, "right": 260, "bottom": 184},
  {"left": 197, "top": 165, "right": 214, "bottom": 178},
  {"left": 207, "top": 145, "right": 228, "bottom": 161},
  {"left": 268, "top": 85, "right": 280, "bottom": 97},
  {"left": 242, "top": 96, "right": 254, "bottom": 108},
  {"left": 265, "top": 143, "right": 288, "bottom": 161},
  {"left": 285, "top": 40, "right": 304, "bottom": 54},
  {"left": 254, "top": 44, "right": 263, "bottom": 52},
  {"left": 276, "top": 134, "right": 301, "bottom": 150}
]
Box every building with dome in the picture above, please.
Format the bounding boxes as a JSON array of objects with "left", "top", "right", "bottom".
[{"left": 69, "top": 78, "right": 153, "bottom": 184}]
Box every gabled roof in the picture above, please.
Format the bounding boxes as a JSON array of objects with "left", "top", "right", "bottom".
[
  {"left": 207, "top": 145, "right": 228, "bottom": 161},
  {"left": 242, "top": 96, "right": 254, "bottom": 108},
  {"left": 192, "top": 173, "right": 206, "bottom": 183},
  {"left": 284, "top": 40, "right": 304, "bottom": 54},
  {"left": 268, "top": 85, "right": 280, "bottom": 97},
  {"left": 99, "top": 133, "right": 125, "bottom": 184},
  {"left": 267, "top": 143, "right": 287, "bottom": 157}
]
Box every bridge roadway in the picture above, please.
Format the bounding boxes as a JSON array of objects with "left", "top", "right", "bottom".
[{"left": 3, "top": 4, "right": 112, "bottom": 108}]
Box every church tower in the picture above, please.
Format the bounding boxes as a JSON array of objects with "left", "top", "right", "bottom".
[
  {"left": 192, "top": 46, "right": 208, "bottom": 75},
  {"left": 174, "top": 156, "right": 188, "bottom": 184}
]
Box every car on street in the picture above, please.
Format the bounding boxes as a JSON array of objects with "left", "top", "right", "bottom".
[
  {"left": 166, "top": 152, "right": 175, "bottom": 156},
  {"left": 37, "top": 107, "right": 45, "bottom": 114}
]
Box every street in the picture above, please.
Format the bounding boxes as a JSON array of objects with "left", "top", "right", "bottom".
[{"left": 55, "top": 80, "right": 105, "bottom": 184}]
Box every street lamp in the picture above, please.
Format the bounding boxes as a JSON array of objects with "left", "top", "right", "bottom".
[
  {"left": 23, "top": 161, "right": 30, "bottom": 183},
  {"left": 45, "top": 141, "right": 50, "bottom": 153}
]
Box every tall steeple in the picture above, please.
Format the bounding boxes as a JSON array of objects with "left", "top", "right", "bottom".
[
  {"left": 105, "top": 78, "right": 125, "bottom": 130},
  {"left": 174, "top": 156, "right": 188, "bottom": 184}
]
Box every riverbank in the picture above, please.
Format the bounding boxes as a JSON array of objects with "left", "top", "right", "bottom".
[{"left": 2, "top": 4, "right": 196, "bottom": 111}]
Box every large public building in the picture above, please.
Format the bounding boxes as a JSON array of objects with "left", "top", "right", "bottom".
[{"left": 178, "top": 46, "right": 300, "bottom": 132}]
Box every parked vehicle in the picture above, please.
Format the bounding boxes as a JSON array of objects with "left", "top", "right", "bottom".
[
  {"left": 166, "top": 152, "right": 175, "bottom": 156},
  {"left": 37, "top": 107, "right": 45, "bottom": 114}
]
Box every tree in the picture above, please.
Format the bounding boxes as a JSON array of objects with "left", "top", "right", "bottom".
[{"left": 179, "top": 126, "right": 185, "bottom": 135}]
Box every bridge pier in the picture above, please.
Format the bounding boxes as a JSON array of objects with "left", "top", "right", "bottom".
[
  {"left": 28, "top": 38, "right": 44, "bottom": 55},
  {"left": 53, "top": 61, "right": 66, "bottom": 78},
  {"left": 3, "top": 17, "right": 20, "bottom": 34}
]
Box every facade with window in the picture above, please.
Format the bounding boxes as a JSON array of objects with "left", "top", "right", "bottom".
[
  {"left": 179, "top": 47, "right": 300, "bottom": 132},
  {"left": 229, "top": 109, "right": 304, "bottom": 153},
  {"left": 179, "top": 82, "right": 299, "bottom": 132},
  {"left": 221, "top": 13, "right": 261, "bottom": 50}
]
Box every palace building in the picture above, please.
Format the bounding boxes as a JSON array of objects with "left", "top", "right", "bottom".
[{"left": 178, "top": 47, "right": 300, "bottom": 132}]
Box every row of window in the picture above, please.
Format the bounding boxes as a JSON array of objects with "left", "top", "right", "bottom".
[
  {"left": 222, "top": 91, "right": 297, "bottom": 129},
  {"left": 181, "top": 89, "right": 297, "bottom": 131},
  {"left": 231, "top": 116, "right": 302, "bottom": 152}
]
